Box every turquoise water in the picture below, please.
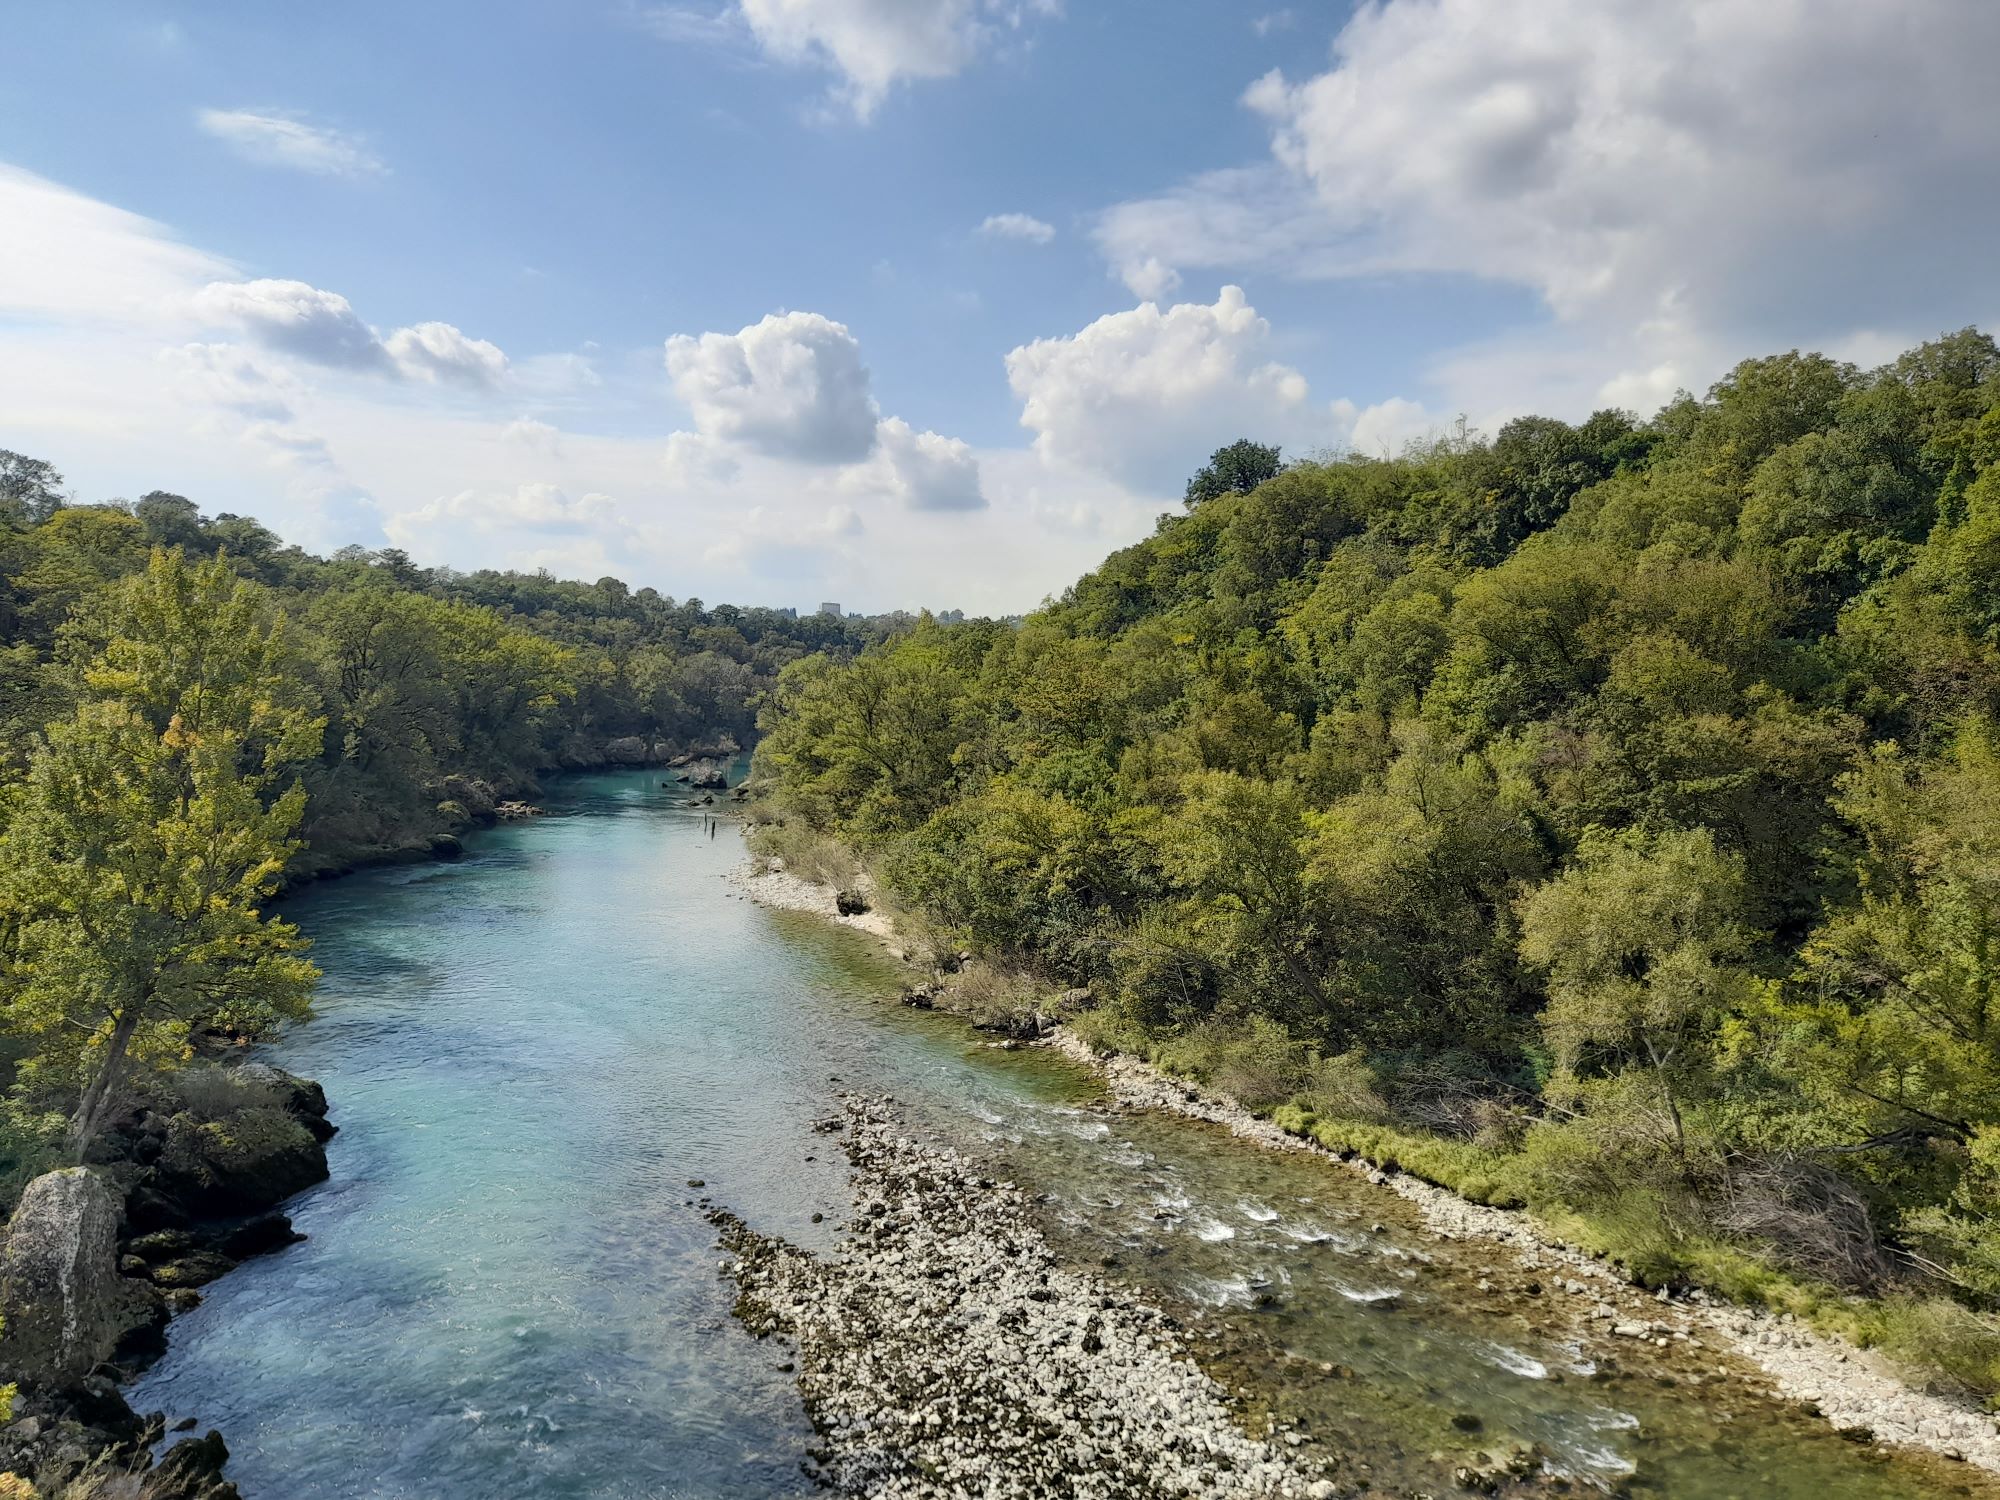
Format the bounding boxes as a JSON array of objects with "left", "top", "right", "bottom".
[{"left": 130, "top": 771, "right": 1996, "bottom": 1498}]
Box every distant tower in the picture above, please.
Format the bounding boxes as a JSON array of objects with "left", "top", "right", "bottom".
[{"left": 818, "top": 601, "right": 841, "bottom": 617}]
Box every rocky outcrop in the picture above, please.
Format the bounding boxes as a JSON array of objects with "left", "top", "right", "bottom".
[
  {"left": 0, "top": 1169, "right": 132, "bottom": 1382},
  {"left": 150, "top": 1107, "right": 327, "bottom": 1220},
  {"left": 0, "top": 1063, "right": 332, "bottom": 1498}
]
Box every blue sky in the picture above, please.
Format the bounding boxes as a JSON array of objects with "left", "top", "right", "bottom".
[{"left": 3, "top": 1, "right": 1996, "bottom": 612}]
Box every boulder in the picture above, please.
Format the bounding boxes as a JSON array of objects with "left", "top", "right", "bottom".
[
  {"left": 0, "top": 1169, "right": 128, "bottom": 1381},
  {"left": 601, "top": 735, "right": 651, "bottom": 764},
  {"left": 153, "top": 1109, "right": 327, "bottom": 1219},
  {"left": 148, "top": 1253, "right": 237, "bottom": 1290},
  {"left": 143, "top": 1430, "right": 239, "bottom": 1500},
  {"left": 232, "top": 1066, "right": 330, "bottom": 1131}
]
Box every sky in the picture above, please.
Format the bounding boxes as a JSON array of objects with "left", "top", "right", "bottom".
[{"left": 3, "top": 1, "right": 1998, "bottom": 616}]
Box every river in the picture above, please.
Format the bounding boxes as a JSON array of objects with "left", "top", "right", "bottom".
[{"left": 130, "top": 770, "right": 1995, "bottom": 1498}]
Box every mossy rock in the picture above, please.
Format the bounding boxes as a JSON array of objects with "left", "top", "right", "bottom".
[
  {"left": 148, "top": 1252, "right": 238, "bottom": 1290},
  {"left": 156, "top": 1108, "right": 327, "bottom": 1217}
]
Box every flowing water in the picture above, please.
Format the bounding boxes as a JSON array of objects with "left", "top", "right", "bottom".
[{"left": 131, "top": 770, "right": 1996, "bottom": 1499}]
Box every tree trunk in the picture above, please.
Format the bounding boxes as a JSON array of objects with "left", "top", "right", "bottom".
[{"left": 69, "top": 1006, "right": 142, "bottom": 1161}]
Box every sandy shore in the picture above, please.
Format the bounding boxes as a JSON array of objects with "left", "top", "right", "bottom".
[{"left": 729, "top": 853, "right": 2000, "bottom": 1477}]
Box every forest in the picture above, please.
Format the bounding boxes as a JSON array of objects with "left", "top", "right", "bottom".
[
  {"left": 750, "top": 329, "right": 2000, "bottom": 1386},
  {"left": 0, "top": 463, "right": 878, "bottom": 1181}
]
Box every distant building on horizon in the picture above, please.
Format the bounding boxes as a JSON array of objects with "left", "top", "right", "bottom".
[{"left": 817, "top": 601, "right": 841, "bottom": 617}]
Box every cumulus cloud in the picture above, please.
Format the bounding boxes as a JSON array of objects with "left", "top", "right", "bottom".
[
  {"left": 192, "top": 278, "right": 509, "bottom": 388},
  {"left": 844, "top": 417, "right": 986, "bottom": 511},
  {"left": 196, "top": 109, "right": 385, "bottom": 178},
  {"left": 1004, "top": 286, "right": 1313, "bottom": 490},
  {"left": 193, "top": 279, "right": 394, "bottom": 371},
  {"left": 979, "top": 212, "right": 1055, "bottom": 244},
  {"left": 384, "top": 321, "right": 510, "bottom": 387},
  {"left": 665, "top": 310, "right": 880, "bottom": 463},
  {"left": 1330, "top": 395, "right": 1437, "bottom": 459},
  {"left": 734, "top": 0, "right": 1056, "bottom": 118},
  {"left": 1096, "top": 0, "right": 2000, "bottom": 373}
]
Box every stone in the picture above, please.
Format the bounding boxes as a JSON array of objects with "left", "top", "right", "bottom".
[
  {"left": 0, "top": 1168, "right": 127, "bottom": 1381},
  {"left": 149, "top": 1253, "right": 238, "bottom": 1290},
  {"left": 145, "top": 1429, "right": 236, "bottom": 1500},
  {"left": 153, "top": 1107, "right": 328, "bottom": 1217}
]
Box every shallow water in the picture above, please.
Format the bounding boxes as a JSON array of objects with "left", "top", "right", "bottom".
[{"left": 131, "top": 770, "right": 1997, "bottom": 1498}]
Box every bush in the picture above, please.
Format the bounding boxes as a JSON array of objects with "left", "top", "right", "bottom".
[
  {"left": 1298, "top": 1049, "right": 1389, "bottom": 1124},
  {"left": 162, "top": 1062, "right": 282, "bottom": 1122},
  {"left": 1153, "top": 1016, "right": 1312, "bottom": 1114},
  {"left": 949, "top": 964, "right": 1045, "bottom": 1036},
  {"left": 1866, "top": 1296, "right": 2000, "bottom": 1395},
  {"left": 747, "top": 820, "right": 863, "bottom": 889}
]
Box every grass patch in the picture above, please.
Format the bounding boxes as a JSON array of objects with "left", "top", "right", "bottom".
[{"left": 746, "top": 819, "right": 864, "bottom": 890}]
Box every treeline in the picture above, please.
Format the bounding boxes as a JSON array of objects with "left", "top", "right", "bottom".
[
  {"left": 753, "top": 330, "right": 2000, "bottom": 1377},
  {"left": 0, "top": 457, "right": 884, "bottom": 873},
  {"left": 0, "top": 459, "right": 889, "bottom": 1172}
]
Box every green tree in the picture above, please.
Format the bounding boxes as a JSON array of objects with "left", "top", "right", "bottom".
[
  {"left": 0, "top": 551, "right": 323, "bottom": 1154},
  {"left": 1519, "top": 827, "right": 1753, "bottom": 1167},
  {"left": 0, "top": 450, "right": 65, "bottom": 528},
  {"left": 1185, "top": 439, "right": 1283, "bottom": 507}
]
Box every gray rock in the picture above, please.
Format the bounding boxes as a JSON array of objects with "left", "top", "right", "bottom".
[{"left": 0, "top": 1167, "right": 127, "bottom": 1380}]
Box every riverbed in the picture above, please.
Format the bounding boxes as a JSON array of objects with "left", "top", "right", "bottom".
[{"left": 131, "top": 770, "right": 1999, "bottom": 1498}]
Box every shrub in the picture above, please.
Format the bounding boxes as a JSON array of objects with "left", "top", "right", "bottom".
[
  {"left": 1153, "top": 1016, "right": 1312, "bottom": 1114},
  {"left": 1298, "top": 1049, "right": 1390, "bottom": 1124},
  {"left": 747, "top": 820, "right": 863, "bottom": 889},
  {"left": 162, "top": 1062, "right": 282, "bottom": 1122},
  {"left": 950, "top": 964, "right": 1045, "bottom": 1036},
  {"left": 1866, "top": 1296, "right": 2000, "bottom": 1395}
]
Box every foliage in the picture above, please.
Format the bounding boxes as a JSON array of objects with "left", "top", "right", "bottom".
[
  {"left": 0, "top": 455, "right": 899, "bottom": 1152},
  {"left": 0, "top": 552, "right": 321, "bottom": 1152},
  {"left": 1184, "top": 439, "right": 1284, "bottom": 508},
  {"left": 755, "top": 328, "right": 2000, "bottom": 1374}
]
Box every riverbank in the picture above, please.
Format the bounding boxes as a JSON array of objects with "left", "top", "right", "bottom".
[
  {"left": 0, "top": 1064, "right": 336, "bottom": 1498},
  {"left": 713, "top": 1094, "right": 1345, "bottom": 1500},
  {"left": 728, "top": 853, "right": 2000, "bottom": 1479}
]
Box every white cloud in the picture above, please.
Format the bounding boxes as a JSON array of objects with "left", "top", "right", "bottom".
[
  {"left": 979, "top": 212, "right": 1055, "bottom": 244},
  {"left": 160, "top": 342, "right": 301, "bottom": 424},
  {"left": 1330, "top": 396, "right": 1437, "bottom": 459},
  {"left": 0, "top": 164, "right": 230, "bottom": 327},
  {"left": 843, "top": 416, "right": 986, "bottom": 511},
  {"left": 385, "top": 322, "right": 510, "bottom": 387},
  {"left": 703, "top": 501, "right": 866, "bottom": 579},
  {"left": 193, "top": 279, "right": 394, "bottom": 372},
  {"left": 196, "top": 109, "right": 385, "bottom": 178},
  {"left": 665, "top": 310, "right": 880, "bottom": 463},
  {"left": 502, "top": 416, "right": 562, "bottom": 453},
  {"left": 193, "top": 279, "right": 511, "bottom": 389},
  {"left": 1004, "top": 285, "right": 1314, "bottom": 490},
  {"left": 1095, "top": 0, "right": 2000, "bottom": 392},
  {"left": 390, "top": 482, "right": 623, "bottom": 540},
  {"left": 735, "top": 0, "right": 1055, "bottom": 118}
]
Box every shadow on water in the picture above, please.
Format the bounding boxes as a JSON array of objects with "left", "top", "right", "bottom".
[{"left": 131, "top": 770, "right": 1999, "bottom": 1499}]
